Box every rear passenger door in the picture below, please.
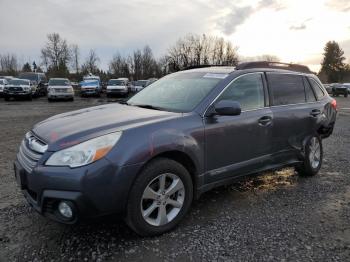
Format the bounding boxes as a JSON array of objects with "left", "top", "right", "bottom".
[{"left": 267, "top": 73, "right": 317, "bottom": 161}]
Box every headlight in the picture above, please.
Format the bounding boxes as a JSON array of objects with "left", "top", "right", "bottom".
[{"left": 46, "top": 132, "right": 122, "bottom": 168}]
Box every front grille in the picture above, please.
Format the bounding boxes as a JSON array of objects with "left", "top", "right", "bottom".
[
  {"left": 17, "top": 133, "right": 47, "bottom": 174},
  {"left": 9, "top": 86, "right": 23, "bottom": 92},
  {"left": 55, "top": 88, "right": 68, "bottom": 93}
]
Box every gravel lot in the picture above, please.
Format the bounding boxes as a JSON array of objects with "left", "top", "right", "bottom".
[{"left": 0, "top": 95, "right": 350, "bottom": 261}]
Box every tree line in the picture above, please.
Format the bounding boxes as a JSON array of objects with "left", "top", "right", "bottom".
[
  {"left": 1, "top": 32, "right": 348, "bottom": 83},
  {"left": 0, "top": 33, "right": 240, "bottom": 82}
]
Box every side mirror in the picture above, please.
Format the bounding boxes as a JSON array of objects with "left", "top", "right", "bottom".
[{"left": 214, "top": 100, "right": 241, "bottom": 116}]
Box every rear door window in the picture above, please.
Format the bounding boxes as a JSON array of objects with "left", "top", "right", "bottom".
[
  {"left": 308, "top": 78, "right": 325, "bottom": 100},
  {"left": 216, "top": 73, "right": 265, "bottom": 111},
  {"left": 267, "top": 73, "right": 306, "bottom": 106}
]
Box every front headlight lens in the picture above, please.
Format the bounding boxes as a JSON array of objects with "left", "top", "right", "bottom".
[{"left": 46, "top": 132, "right": 122, "bottom": 168}]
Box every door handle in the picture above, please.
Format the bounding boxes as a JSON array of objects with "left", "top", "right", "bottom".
[
  {"left": 310, "top": 109, "right": 321, "bottom": 117},
  {"left": 258, "top": 116, "right": 272, "bottom": 126}
]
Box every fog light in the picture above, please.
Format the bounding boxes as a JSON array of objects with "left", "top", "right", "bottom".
[{"left": 58, "top": 201, "right": 73, "bottom": 218}]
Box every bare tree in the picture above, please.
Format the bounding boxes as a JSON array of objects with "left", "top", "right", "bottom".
[
  {"left": 142, "top": 45, "right": 157, "bottom": 79},
  {"left": 41, "top": 33, "right": 71, "bottom": 73},
  {"left": 0, "top": 53, "right": 19, "bottom": 75},
  {"left": 109, "top": 52, "right": 129, "bottom": 78},
  {"left": 71, "top": 44, "right": 80, "bottom": 74},
  {"left": 132, "top": 49, "right": 142, "bottom": 80},
  {"left": 242, "top": 54, "right": 281, "bottom": 62},
  {"left": 81, "top": 49, "right": 100, "bottom": 74},
  {"left": 165, "top": 33, "right": 239, "bottom": 72}
]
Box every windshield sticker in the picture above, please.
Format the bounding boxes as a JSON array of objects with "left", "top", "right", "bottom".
[{"left": 203, "top": 73, "right": 229, "bottom": 79}]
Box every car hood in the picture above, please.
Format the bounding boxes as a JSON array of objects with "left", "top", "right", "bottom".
[{"left": 32, "top": 103, "right": 181, "bottom": 151}]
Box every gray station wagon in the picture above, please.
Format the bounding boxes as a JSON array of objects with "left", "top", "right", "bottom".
[{"left": 14, "top": 62, "right": 337, "bottom": 236}]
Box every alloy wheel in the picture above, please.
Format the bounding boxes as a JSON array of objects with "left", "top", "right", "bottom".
[
  {"left": 309, "top": 137, "right": 321, "bottom": 169},
  {"left": 140, "top": 173, "right": 185, "bottom": 226}
]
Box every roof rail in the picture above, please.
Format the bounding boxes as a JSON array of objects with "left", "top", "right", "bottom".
[{"left": 236, "top": 61, "right": 312, "bottom": 73}]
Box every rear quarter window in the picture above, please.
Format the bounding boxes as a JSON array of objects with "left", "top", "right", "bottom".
[
  {"left": 303, "top": 77, "right": 317, "bottom": 102},
  {"left": 308, "top": 78, "right": 325, "bottom": 100},
  {"left": 267, "top": 73, "right": 306, "bottom": 106}
]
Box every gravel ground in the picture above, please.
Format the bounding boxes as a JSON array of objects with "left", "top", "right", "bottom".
[{"left": 0, "top": 95, "right": 350, "bottom": 261}]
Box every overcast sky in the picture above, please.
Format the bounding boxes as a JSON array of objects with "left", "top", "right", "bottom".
[{"left": 0, "top": 0, "right": 349, "bottom": 72}]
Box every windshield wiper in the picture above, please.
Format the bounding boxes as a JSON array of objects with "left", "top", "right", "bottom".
[{"left": 131, "top": 104, "right": 165, "bottom": 111}]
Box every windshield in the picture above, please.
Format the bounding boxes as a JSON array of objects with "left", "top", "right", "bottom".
[
  {"left": 9, "top": 79, "right": 30, "bottom": 85},
  {"left": 108, "top": 80, "right": 125, "bottom": 86},
  {"left": 49, "top": 79, "right": 70, "bottom": 86},
  {"left": 19, "top": 73, "right": 38, "bottom": 81},
  {"left": 128, "top": 72, "right": 224, "bottom": 112},
  {"left": 134, "top": 80, "right": 148, "bottom": 87}
]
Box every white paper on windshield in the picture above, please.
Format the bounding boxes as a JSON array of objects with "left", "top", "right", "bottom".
[{"left": 203, "top": 73, "right": 229, "bottom": 79}]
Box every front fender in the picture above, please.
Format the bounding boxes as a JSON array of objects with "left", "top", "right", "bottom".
[{"left": 106, "top": 114, "right": 205, "bottom": 175}]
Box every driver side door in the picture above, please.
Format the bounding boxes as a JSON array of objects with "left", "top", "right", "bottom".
[{"left": 204, "top": 72, "right": 274, "bottom": 183}]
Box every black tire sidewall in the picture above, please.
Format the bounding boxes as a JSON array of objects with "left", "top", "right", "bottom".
[
  {"left": 299, "top": 135, "right": 323, "bottom": 176},
  {"left": 126, "top": 158, "right": 193, "bottom": 236}
]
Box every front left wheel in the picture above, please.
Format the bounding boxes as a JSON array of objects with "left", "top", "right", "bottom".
[{"left": 126, "top": 158, "right": 193, "bottom": 236}]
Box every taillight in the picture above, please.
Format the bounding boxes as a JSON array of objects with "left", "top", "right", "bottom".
[{"left": 331, "top": 99, "right": 337, "bottom": 111}]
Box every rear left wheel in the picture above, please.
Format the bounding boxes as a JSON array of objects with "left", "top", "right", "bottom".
[
  {"left": 296, "top": 135, "right": 323, "bottom": 176},
  {"left": 126, "top": 158, "right": 193, "bottom": 236}
]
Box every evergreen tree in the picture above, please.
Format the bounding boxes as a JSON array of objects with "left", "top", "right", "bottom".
[
  {"left": 320, "top": 41, "right": 346, "bottom": 83},
  {"left": 22, "top": 62, "right": 32, "bottom": 72}
]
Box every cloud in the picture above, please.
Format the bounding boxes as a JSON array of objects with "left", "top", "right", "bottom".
[
  {"left": 326, "top": 0, "right": 350, "bottom": 12},
  {"left": 257, "top": 0, "right": 285, "bottom": 11},
  {"left": 289, "top": 18, "right": 312, "bottom": 31},
  {"left": 290, "top": 24, "right": 306, "bottom": 30},
  {"left": 218, "top": 6, "right": 254, "bottom": 35},
  {"left": 218, "top": 0, "right": 285, "bottom": 36}
]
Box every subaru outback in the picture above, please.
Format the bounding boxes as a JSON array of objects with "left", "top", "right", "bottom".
[{"left": 14, "top": 62, "right": 337, "bottom": 236}]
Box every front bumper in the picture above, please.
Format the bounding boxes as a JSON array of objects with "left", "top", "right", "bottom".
[
  {"left": 14, "top": 157, "right": 144, "bottom": 224},
  {"left": 48, "top": 93, "right": 74, "bottom": 99},
  {"left": 106, "top": 89, "right": 128, "bottom": 95},
  {"left": 81, "top": 89, "right": 100, "bottom": 95},
  {"left": 4, "top": 91, "right": 31, "bottom": 97}
]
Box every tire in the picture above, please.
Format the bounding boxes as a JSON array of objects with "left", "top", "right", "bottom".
[
  {"left": 27, "top": 94, "right": 32, "bottom": 101},
  {"left": 4, "top": 97, "right": 10, "bottom": 101},
  {"left": 345, "top": 93, "right": 348, "bottom": 98},
  {"left": 126, "top": 158, "right": 193, "bottom": 236},
  {"left": 296, "top": 135, "right": 323, "bottom": 176}
]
